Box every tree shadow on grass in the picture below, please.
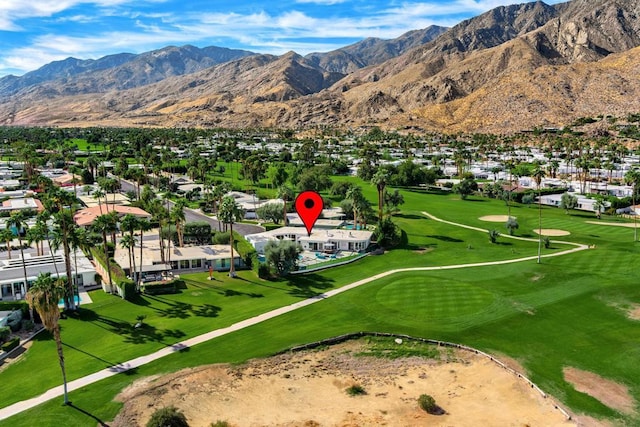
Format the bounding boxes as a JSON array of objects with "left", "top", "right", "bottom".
[
  {"left": 144, "top": 294, "right": 222, "bottom": 319},
  {"left": 222, "top": 289, "right": 264, "bottom": 298},
  {"left": 285, "top": 273, "right": 335, "bottom": 298},
  {"left": 63, "top": 342, "right": 120, "bottom": 367},
  {"left": 144, "top": 295, "right": 192, "bottom": 319},
  {"left": 191, "top": 304, "right": 221, "bottom": 317},
  {"left": 125, "top": 293, "right": 151, "bottom": 307},
  {"left": 394, "top": 213, "right": 427, "bottom": 220},
  {"left": 426, "top": 235, "right": 464, "bottom": 243},
  {"left": 67, "top": 403, "right": 110, "bottom": 427}
]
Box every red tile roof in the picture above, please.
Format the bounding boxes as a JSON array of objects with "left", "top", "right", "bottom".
[{"left": 73, "top": 204, "right": 151, "bottom": 227}]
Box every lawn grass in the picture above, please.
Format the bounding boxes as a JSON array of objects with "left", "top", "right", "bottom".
[{"left": 1, "top": 188, "right": 639, "bottom": 425}]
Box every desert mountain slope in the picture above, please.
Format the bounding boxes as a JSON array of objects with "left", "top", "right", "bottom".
[{"left": 1, "top": 0, "right": 639, "bottom": 132}]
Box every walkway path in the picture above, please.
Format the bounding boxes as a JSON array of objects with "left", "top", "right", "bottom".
[{"left": 0, "top": 212, "right": 590, "bottom": 421}]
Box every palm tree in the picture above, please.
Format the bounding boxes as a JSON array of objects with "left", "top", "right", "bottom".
[
  {"left": 120, "top": 214, "right": 139, "bottom": 283},
  {"left": 92, "top": 212, "right": 118, "bottom": 292},
  {"left": 532, "top": 163, "right": 546, "bottom": 264},
  {"left": 625, "top": 169, "right": 640, "bottom": 242},
  {"left": 218, "top": 195, "right": 245, "bottom": 278},
  {"left": 93, "top": 188, "right": 105, "bottom": 215},
  {"left": 0, "top": 227, "right": 14, "bottom": 260},
  {"left": 26, "top": 273, "right": 69, "bottom": 404},
  {"left": 120, "top": 234, "right": 137, "bottom": 282},
  {"left": 45, "top": 186, "right": 79, "bottom": 312},
  {"left": 371, "top": 169, "right": 390, "bottom": 220},
  {"left": 7, "top": 211, "right": 30, "bottom": 297},
  {"left": 346, "top": 185, "right": 365, "bottom": 230},
  {"left": 68, "top": 226, "right": 88, "bottom": 308},
  {"left": 212, "top": 182, "right": 231, "bottom": 230},
  {"left": 277, "top": 185, "right": 294, "bottom": 226},
  {"left": 171, "top": 199, "right": 187, "bottom": 248},
  {"left": 149, "top": 198, "right": 168, "bottom": 263},
  {"left": 137, "top": 218, "right": 152, "bottom": 290}
]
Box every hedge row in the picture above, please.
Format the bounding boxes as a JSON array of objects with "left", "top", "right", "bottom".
[
  {"left": 1, "top": 337, "right": 20, "bottom": 352},
  {"left": 141, "top": 279, "right": 182, "bottom": 295}
]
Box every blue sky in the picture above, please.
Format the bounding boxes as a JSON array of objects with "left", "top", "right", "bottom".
[{"left": 0, "top": 0, "right": 565, "bottom": 77}]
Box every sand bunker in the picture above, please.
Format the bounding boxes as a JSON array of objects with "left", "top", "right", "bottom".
[
  {"left": 533, "top": 229, "right": 571, "bottom": 236},
  {"left": 564, "top": 367, "right": 636, "bottom": 415},
  {"left": 479, "top": 215, "right": 513, "bottom": 222},
  {"left": 111, "top": 340, "right": 574, "bottom": 427}
]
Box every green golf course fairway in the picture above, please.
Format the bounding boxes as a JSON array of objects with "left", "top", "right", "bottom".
[{"left": 1, "top": 188, "right": 639, "bottom": 426}]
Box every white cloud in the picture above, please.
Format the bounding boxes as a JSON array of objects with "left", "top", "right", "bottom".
[
  {"left": 0, "top": 0, "right": 164, "bottom": 31},
  {"left": 295, "top": 0, "right": 348, "bottom": 4}
]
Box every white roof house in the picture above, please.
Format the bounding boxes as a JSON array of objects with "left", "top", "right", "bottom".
[
  {"left": 539, "top": 193, "right": 610, "bottom": 213},
  {"left": 0, "top": 250, "right": 96, "bottom": 302},
  {"left": 245, "top": 226, "right": 372, "bottom": 254},
  {"left": 226, "top": 191, "right": 284, "bottom": 219}
]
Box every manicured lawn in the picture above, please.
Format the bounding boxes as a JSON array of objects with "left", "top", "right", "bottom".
[{"left": 1, "top": 189, "right": 639, "bottom": 425}]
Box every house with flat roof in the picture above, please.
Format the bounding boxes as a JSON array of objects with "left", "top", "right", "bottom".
[
  {"left": 0, "top": 250, "right": 97, "bottom": 302},
  {"left": 245, "top": 226, "right": 372, "bottom": 254},
  {"left": 113, "top": 239, "right": 244, "bottom": 282},
  {"left": 0, "top": 197, "right": 44, "bottom": 213}
]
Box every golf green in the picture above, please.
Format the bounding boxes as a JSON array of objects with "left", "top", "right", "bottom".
[{"left": 376, "top": 277, "right": 496, "bottom": 320}]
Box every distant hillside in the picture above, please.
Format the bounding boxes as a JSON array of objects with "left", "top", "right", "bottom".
[
  {"left": 305, "top": 25, "right": 448, "bottom": 74},
  {"left": 1, "top": 0, "right": 640, "bottom": 133}
]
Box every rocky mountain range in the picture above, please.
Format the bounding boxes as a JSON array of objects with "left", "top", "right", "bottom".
[{"left": 1, "top": 0, "right": 639, "bottom": 133}]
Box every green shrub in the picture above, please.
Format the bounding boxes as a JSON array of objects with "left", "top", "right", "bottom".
[
  {"left": 1, "top": 337, "right": 20, "bottom": 353},
  {"left": 418, "top": 394, "right": 439, "bottom": 414},
  {"left": 146, "top": 406, "right": 189, "bottom": 427},
  {"left": 184, "top": 221, "right": 212, "bottom": 245},
  {"left": 142, "top": 280, "right": 179, "bottom": 295},
  {"left": 0, "top": 326, "right": 10, "bottom": 342},
  {"left": 22, "top": 320, "right": 34, "bottom": 332},
  {"left": 210, "top": 422, "right": 229, "bottom": 427},
  {"left": 118, "top": 279, "right": 137, "bottom": 301},
  {"left": 257, "top": 262, "right": 271, "bottom": 279},
  {"left": 346, "top": 384, "right": 366, "bottom": 396},
  {"left": 235, "top": 231, "right": 256, "bottom": 267},
  {"left": 212, "top": 231, "right": 230, "bottom": 245}
]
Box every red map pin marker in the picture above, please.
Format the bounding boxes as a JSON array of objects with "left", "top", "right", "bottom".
[{"left": 295, "top": 190, "right": 323, "bottom": 236}]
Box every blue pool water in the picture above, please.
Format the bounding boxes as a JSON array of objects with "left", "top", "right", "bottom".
[
  {"left": 344, "top": 224, "right": 364, "bottom": 230},
  {"left": 58, "top": 295, "right": 81, "bottom": 306}
]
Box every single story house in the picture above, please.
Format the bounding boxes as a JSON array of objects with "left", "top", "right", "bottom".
[
  {"left": 539, "top": 193, "right": 610, "bottom": 213},
  {"left": 0, "top": 250, "right": 97, "bottom": 302},
  {"left": 226, "top": 191, "right": 284, "bottom": 219},
  {"left": 73, "top": 204, "right": 151, "bottom": 228},
  {"left": 113, "top": 240, "right": 244, "bottom": 281},
  {"left": 0, "top": 197, "right": 44, "bottom": 214},
  {"left": 245, "top": 226, "right": 372, "bottom": 254}
]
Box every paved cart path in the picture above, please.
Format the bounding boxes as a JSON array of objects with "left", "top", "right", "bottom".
[{"left": 0, "top": 212, "right": 589, "bottom": 421}]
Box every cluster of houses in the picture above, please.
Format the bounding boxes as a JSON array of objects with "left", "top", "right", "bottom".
[{"left": 0, "top": 161, "right": 373, "bottom": 301}]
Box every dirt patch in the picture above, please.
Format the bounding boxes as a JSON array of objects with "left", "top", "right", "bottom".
[
  {"left": 413, "top": 247, "right": 433, "bottom": 254},
  {"left": 628, "top": 305, "right": 640, "bottom": 321},
  {"left": 479, "top": 215, "right": 513, "bottom": 222},
  {"left": 563, "top": 367, "right": 636, "bottom": 415},
  {"left": 111, "top": 340, "right": 574, "bottom": 427},
  {"left": 532, "top": 229, "right": 571, "bottom": 236}
]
